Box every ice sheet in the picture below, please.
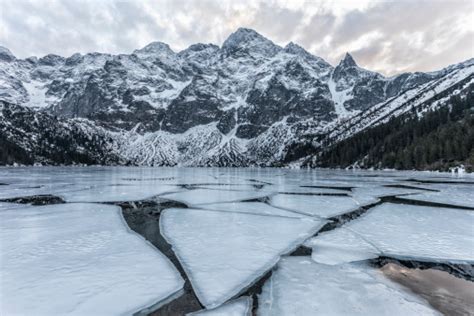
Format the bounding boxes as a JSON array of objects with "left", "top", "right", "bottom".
[
  {"left": 350, "top": 185, "right": 426, "bottom": 206},
  {"left": 193, "top": 184, "right": 271, "bottom": 191},
  {"left": 344, "top": 203, "right": 474, "bottom": 263},
  {"left": 60, "top": 184, "right": 180, "bottom": 202},
  {"left": 198, "top": 202, "right": 306, "bottom": 218},
  {"left": 269, "top": 194, "right": 360, "bottom": 218},
  {"left": 0, "top": 202, "right": 25, "bottom": 211},
  {"left": 397, "top": 184, "right": 474, "bottom": 209},
  {"left": 161, "top": 188, "right": 274, "bottom": 206},
  {"left": 0, "top": 203, "right": 184, "bottom": 315},
  {"left": 0, "top": 182, "right": 93, "bottom": 199},
  {"left": 258, "top": 257, "right": 440, "bottom": 316},
  {"left": 160, "top": 208, "right": 325, "bottom": 308},
  {"left": 272, "top": 185, "right": 349, "bottom": 194},
  {"left": 305, "top": 228, "right": 380, "bottom": 265},
  {"left": 189, "top": 296, "right": 252, "bottom": 316}
]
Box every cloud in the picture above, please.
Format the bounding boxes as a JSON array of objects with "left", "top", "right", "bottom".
[
  {"left": 0, "top": 0, "right": 472, "bottom": 75},
  {"left": 317, "top": 0, "right": 474, "bottom": 74}
]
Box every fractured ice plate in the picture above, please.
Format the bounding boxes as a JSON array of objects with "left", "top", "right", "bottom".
[
  {"left": 0, "top": 182, "right": 93, "bottom": 200},
  {"left": 189, "top": 296, "right": 252, "bottom": 316},
  {"left": 192, "top": 184, "right": 271, "bottom": 191},
  {"left": 0, "top": 202, "right": 26, "bottom": 211},
  {"left": 343, "top": 203, "right": 474, "bottom": 263},
  {"left": 59, "top": 184, "right": 179, "bottom": 202},
  {"left": 198, "top": 202, "right": 306, "bottom": 218},
  {"left": 161, "top": 188, "right": 274, "bottom": 206},
  {"left": 397, "top": 184, "right": 474, "bottom": 209},
  {"left": 258, "top": 257, "right": 440, "bottom": 316},
  {"left": 270, "top": 194, "right": 360, "bottom": 218},
  {"left": 305, "top": 228, "right": 380, "bottom": 265},
  {"left": 273, "top": 185, "right": 349, "bottom": 195},
  {"left": 160, "top": 208, "right": 325, "bottom": 308},
  {"left": 0, "top": 203, "right": 184, "bottom": 315},
  {"left": 350, "top": 185, "right": 426, "bottom": 206}
]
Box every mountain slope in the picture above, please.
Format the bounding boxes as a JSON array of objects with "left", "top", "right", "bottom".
[
  {"left": 312, "top": 85, "right": 474, "bottom": 171},
  {"left": 0, "top": 28, "right": 473, "bottom": 168},
  {"left": 0, "top": 101, "right": 122, "bottom": 165}
]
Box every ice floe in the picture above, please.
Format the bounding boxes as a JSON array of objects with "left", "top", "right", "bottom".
[
  {"left": 0, "top": 203, "right": 184, "bottom": 315},
  {"left": 397, "top": 184, "right": 474, "bottom": 209},
  {"left": 59, "top": 184, "right": 180, "bottom": 202},
  {"left": 305, "top": 228, "right": 380, "bottom": 265},
  {"left": 0, "top": 202, "right": 26, "bottom": 211},
  {"left": 321, "top": 203, "right": 474, "bottom": 263},
  {"left": 192, "top": 184, "right": 270, "bottom": 191},
  {"left": 198, "top": 201, "right": 305, "bottom": 218},
  {"left": 160, "top": 208, "right": 325, "bottom": 308},
  {"left": 161, "top": 188, "right": 274, "bottom": 206},
  {"left": 189, "top": 296, "right": 252, "bottom": 316},
  {"left": 269, "top": 194, "right": 360, "bottom": 218},
  {"left": 350, "top": 185, "right": 426, "bottom": 206}
]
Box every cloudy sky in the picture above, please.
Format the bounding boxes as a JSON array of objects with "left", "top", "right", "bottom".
[{"left": 1, "top": 0, "right": 473, "bottom": 75}]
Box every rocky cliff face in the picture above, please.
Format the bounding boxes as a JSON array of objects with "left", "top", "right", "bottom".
[
  {"left": 0, "top": 101, "right": 121, "bottom": 165},
  {"left": 0, "top": 28, "right": 473, "bottom": 166}
]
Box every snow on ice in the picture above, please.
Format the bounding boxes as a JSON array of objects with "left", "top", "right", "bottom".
[{"left": 0, "top": 203, "right": 184, "bottom": 315}]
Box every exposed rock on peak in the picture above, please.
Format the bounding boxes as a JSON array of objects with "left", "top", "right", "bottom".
[
  {"left": 284, "top": 42, "right": 308, "bottom": 56},
  {"left": 339, "top": 52, "right": 357, "bottom": 68},
  {"left": 133, "top": 42, "right": 175, "bottom": 57},
  {"left": 283, "top": 42, "right": 332, "bottom": 70},
  {"left": 222, "top": 27, "right": 280, "bottom": 57},
  {"left": 180, "top": 43, "right": 219, "bottom": 53},
  {"left": 38, "top": 54, "right": 65, "bottom": 66},
  {"left": 0, "top": 46, "right": 15, "bottom": 62},
  {"left": 65, "top": 53, "right": 83, "bottom": 66},
  {"left": 178, "top": 43, "right": 219, "bottom": 68}
]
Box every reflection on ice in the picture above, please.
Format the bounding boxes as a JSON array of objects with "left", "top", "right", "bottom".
[
  {"left": 160, "top": 208, "right": 325, "bottom": 308},
  {"left": 258, "top": 257, "right": 440, "bottom": 316},
  {"left": 381, "top": 263, "right": 474, "bottom": 316},
  {"left": 0, "top": 203, "right": 184, "bottom": 315}
]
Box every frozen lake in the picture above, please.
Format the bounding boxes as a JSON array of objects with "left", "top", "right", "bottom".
[{"left": 1, "top": 167, "right": 473, "bottom": 315}]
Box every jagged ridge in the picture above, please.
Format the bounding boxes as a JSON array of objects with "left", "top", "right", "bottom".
[{"left": 0, "top": 28, "right": 473, "bottom": 167}]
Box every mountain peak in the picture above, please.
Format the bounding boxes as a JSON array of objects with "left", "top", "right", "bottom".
[
  {"left": 284, "top": 42, "right": 307, "bottom": 55},
  {"left": 181, "top": 43, "right": 219, "bottom": 53},
  {"left": 339, "top": 52, "right": 357, "bottom": 68},
  {"left": 0, "top": 46, "right": 15, "bottom": 62},
  {"left": 133, "top": 41, "right": 175, "bottom": 56},
  {"left": 228, "top": 27, "right": 262, "bottom": 40},
  {"left": 222, "top": 28, "right": 280, "bottom": 57}
]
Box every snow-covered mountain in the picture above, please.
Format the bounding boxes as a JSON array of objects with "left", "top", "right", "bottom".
[{"left": 1, "top": 28, "right": 473, "bottom": 166}]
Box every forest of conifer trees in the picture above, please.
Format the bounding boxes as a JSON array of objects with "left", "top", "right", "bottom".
[{"left": 317, "top": 85, "right": 474, "bottom": 172}]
